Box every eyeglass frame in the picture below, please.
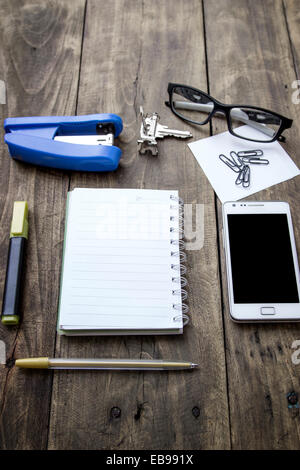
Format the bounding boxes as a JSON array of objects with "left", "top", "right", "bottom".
[{"left": 166, "top": 82, "right": 293, "bottom": 143}]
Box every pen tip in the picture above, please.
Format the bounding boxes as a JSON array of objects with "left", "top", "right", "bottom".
[{"left": 191, "top": 363, "right": 199, "bottom": 368}]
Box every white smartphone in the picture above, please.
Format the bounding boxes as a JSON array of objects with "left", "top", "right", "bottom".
[{"left": 222, "top": 201, "right": 300, "bottom": 322}]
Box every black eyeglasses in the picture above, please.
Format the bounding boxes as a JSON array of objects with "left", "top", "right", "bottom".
[{"left": 165, "top": 83, "right": 293, "bottom": 143}]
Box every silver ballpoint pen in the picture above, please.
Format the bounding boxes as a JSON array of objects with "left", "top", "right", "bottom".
[{"left": 15, "top": 357, "right": 198, "bottom": 371}]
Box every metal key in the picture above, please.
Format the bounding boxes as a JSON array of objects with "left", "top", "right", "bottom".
[
  {"left": 138, "top": 107, "right": 192, "bottom": 156},
  {"left": 155, "top": 122, "right": 192, "bottom": 140}
]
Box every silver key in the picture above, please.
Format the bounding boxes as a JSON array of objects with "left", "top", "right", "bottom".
[
  {"left": 155, "top": 123, "right": 192, "bottom": 139},
  {"left": 137, "top": 107, "right": 192, "bottom": 156}
]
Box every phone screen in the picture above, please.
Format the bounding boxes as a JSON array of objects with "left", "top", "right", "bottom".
[{"left": 227, "top": 214, "right": 300, "bottom": 304}]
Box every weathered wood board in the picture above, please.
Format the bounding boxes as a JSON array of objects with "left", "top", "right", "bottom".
[{"left": 0, "top": 0, "right": 299, "bottom": 450}]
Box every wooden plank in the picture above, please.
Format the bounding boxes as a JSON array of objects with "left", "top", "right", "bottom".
[
  {"left": 204, "top": 0, "right": 300, "bottom": 449},
  {"left": 0, "top": 0, "right": 85, "bottom": 449},
  {"left": 284, "top": 0, "right": 300, "bottom": 79},
  {"left": 48, "top": 0, "right": 231, "bottom": 450}
]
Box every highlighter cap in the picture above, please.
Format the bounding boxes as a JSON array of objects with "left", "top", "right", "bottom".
[
  {"left": 10, "top": 201, "right": 28, "bottom": 239},
  {"left": 2, "top": 314, "right": 20, "bottom": 325}
]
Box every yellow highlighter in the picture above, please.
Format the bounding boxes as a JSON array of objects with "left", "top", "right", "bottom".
[{"left": 1, "top": 201, "right": 28, "bottom": 325}]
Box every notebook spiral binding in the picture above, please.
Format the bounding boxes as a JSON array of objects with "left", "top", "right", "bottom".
[{"left": 170, "top": 195, "right": 189, "bottom": 327}]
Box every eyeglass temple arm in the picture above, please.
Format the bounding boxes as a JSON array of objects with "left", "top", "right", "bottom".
[{"left": 172, "top": 101, "right": 275, "bottom": 138}]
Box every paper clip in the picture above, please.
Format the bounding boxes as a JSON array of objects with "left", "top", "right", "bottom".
[
  {"left": 219, "top": 151, "right": 253, "bottom": 188},
  {"left": 235, "top": 170, "right": 244, "bottom": 185},
  {"left": 240, "top": 156, "right": 269, "bottom": 164},
  {"left": 219, "top": 152, "right": 244, "bottom": 173},
  {"left": 237, "top": 149, "right": 263, "bottom": 158},
  {"left": 242, "top": 165, "right": 251, "bottom": 187},
  {"left": 219, "top": 154, "right": 241, "bottom": 173},
  {"left": 229, "top": 151, "right": 244, "bottom": 170},
  {"left": 235, "top": 165, "right": 251, "bottom": 188}
]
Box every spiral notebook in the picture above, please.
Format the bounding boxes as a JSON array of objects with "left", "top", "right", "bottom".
[{"left": 57, "top": 188, "right": 189, "bottom": 335}]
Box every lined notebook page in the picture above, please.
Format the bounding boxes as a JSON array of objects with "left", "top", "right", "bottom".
[{"left": 58, "top": 189, "right": 183, "bottom": 331}]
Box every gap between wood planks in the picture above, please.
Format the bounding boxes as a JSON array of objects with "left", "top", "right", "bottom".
[
  {"left": 45, "top": 0, "right": 88, "bottom": 450},
  {"left": 201, "top": 0, "right": 233, "bottom": 449}
]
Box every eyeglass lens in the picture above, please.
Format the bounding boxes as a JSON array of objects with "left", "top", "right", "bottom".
[
  {"left": 229, "top": 107, "right": 282, "bottom": 141},
  {"left": 171, "top": 86, "right": 214, "bottom": 124}
]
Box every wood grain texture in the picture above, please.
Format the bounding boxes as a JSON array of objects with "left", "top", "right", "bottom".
[
  {"left": 1, "top": 0, "right": 299, "bottom": 450},
  {"left": 284, "top": 0, "right": 300, "bottom": 79},
  {"left": 48, "top": 0, "right": 230, "bottom": 450},
  {"left": 204, "top": 0, "right": 300, "bottom": 450},
  {"left": 0, "top": 0, "right": 85, "bottom": 449}
]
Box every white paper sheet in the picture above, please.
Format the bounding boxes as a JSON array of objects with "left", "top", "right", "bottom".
[{"left": 188, "top": 126, "right": 300, "bottom": 203}]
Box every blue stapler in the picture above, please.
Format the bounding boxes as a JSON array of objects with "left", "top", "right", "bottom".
[{"left": 4, "top": 114, "right": 123, "bottom": 171}]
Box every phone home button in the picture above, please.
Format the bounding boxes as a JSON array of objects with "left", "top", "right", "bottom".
[{"left": 260, "top": 307, "right": 276, "bottom": 315}]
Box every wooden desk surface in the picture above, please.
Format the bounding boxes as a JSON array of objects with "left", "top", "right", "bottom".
[{"left": 0, "top": 0, "right": 300, "bottom": 450}]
